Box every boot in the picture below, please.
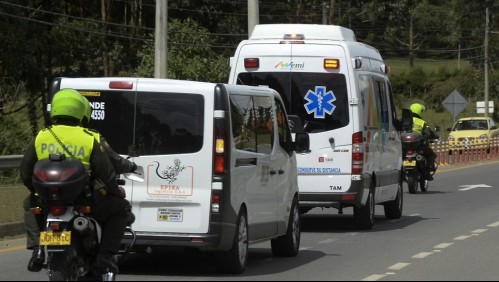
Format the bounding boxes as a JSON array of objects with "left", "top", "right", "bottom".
[
  {"left": 93, "top": 252, "right": 119, "bottom": 273},
  {"left": 27, "top": 247, "right": 45, "bottom": 272}
]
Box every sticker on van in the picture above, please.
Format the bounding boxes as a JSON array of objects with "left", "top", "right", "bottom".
[
  {"left": 304, "top": 86, "right": 336, "bottom": 119},
  {"left": 147, "top": 159, "right": 194, "bottom": 197},
  {"left": 274, "top": 61, "right": 305, "bottom": 71}
]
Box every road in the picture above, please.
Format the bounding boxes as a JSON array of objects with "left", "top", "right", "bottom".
[{"left": 2, "top": 161, "right": 499, "bottom": 281}]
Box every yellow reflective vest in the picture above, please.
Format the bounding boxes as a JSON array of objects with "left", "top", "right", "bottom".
[
  {"left": 34, "top": 125, "right": 95, "bottom": 166},
  {"left": 413, "top": 117, "right": 426, "bottom": 135}
]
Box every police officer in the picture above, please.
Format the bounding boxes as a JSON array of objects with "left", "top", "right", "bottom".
[
  {"left": 410, "top": 103, "right": 438, "bottom": 180},
  {"left": 20, "top": 89, "right": 128, "bottom": 273}
]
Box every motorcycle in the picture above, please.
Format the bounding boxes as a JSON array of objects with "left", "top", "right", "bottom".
[
  {"left": 400, "top": 131, "right": 438, "bottom": 194},
  {"left": 31, "top": 154, "right": 138, "bottom": 281}
]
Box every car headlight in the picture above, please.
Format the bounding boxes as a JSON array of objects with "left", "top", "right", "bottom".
[{"left": 448, "top": 136, "right": 455, "bottom": 141}]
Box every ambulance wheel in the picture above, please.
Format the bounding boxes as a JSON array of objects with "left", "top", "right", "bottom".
[{"left": 354, "top": 185, "right": 375, "bottom": 230}]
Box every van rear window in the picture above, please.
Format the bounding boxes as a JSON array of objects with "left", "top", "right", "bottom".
[
  {"left": 83, "top": 91, "right": 204, "bottom": 156},
  {"left": 237, "top": 72, "right": 349, "bottom": 133}
]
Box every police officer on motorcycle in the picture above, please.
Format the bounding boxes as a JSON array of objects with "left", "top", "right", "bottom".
[
  {"left": 410, "top": 103, "right": 438, "bottom": 180},
  {"left": 20, "top": 89, "right": 130, "bottom": 273}
]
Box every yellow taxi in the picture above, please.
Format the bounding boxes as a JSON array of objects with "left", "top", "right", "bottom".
[{"left": 447, "top": 117, "right": 499, "bottom": 150}]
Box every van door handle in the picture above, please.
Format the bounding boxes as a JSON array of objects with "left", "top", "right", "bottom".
[
  {"left": 270, "top": 170, "right": 277, "bottom": 176},
  {"left": 279, "top": 170, "right": 285, "bottom": 175}
]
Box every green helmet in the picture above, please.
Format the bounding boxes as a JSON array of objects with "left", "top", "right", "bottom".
[
  {"left": 82, "top": 95, "right": 92, "bottom": 123},
  {"left": 50, "top": 89, "right": 85, "bottom": 121},
  {"left": 410, "top": 103, "right": 426, "bottom": 117}
]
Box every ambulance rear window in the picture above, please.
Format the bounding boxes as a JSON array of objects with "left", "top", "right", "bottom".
[{"left": 236, "top": 72, "right": 349, "bottom": 133}]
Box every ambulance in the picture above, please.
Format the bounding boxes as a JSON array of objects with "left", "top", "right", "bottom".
[{"left": 229, "top": 24, "right": 403, "bottom": 229}]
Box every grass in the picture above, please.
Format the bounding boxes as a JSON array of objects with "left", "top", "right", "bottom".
[{"left": 0, "top": 186, "right": 29, "bottom": 224}]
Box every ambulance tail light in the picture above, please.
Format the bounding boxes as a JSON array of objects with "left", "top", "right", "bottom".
[
  {"left": 244, "top": 58, "right": 259, "bottom": 68},
  {"left": 109, "top": 81, "right": 134, "bottom": 90},
  {"left": 281, "top": 34, "right": 305, "bottom": 44},
  {"left": 324, "top": 59, "right": 340, "bottom": 70},
  {"left": 352, "top": 132, "right": 364, "bottom": 175}
]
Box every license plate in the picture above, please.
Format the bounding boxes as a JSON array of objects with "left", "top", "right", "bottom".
[
  {"left": 403, "top": 160, "right": 417, "bottom": 167},
  {"left": 40, "top": 231, "right": 71, "bottom": 246},
  {"left": 157, "top": 208, "right": 183, "bottom": 222}
]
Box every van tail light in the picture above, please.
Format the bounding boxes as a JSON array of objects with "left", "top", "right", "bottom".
[
  {"left": 211, "top": 194, "right": 221, "bottom": 213},
  {"left": 352, "top": 132, "right": 364, "bottom": 175},
  {"left": 214, "top": 125, "right": 226, "bottom": 175}
]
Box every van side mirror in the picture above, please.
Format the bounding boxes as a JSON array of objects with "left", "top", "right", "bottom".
[
  {"left": 288, "top": 115, "right": 303, "bottom": 133},
  {"left": 295, "top": 133, "right": 311, "bottom": 153},
  {"left": 401, "top": 109, "right": 413, "bottom": 132}
]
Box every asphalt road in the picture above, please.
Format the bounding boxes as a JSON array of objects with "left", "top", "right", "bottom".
[{"left": 2, "top": 161, "right": 499, "bottom": 281}]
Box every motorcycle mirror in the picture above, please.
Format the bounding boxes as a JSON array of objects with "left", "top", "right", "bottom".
[{"left": 124, "top": 166, "right": 145, "bottom": 183}]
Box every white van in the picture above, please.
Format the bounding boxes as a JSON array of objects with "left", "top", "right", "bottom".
[
  {"left": 48, "top": 77, "right": 310, "bottom": 274},
  {"left": 229, "top": 24, "right": 403, "bottom": 230}
]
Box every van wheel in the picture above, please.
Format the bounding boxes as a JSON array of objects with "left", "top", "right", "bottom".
[
  {"left": 384, "top": 176, "right": 403, "bottom": 219},
  {"left": 215, "top": 209, "right": 248, "bottom": 274},
  {"left": 354, "top": 185, "right": 375, "bottom": 230},
  {"left": 271, "top": 197, "right": 300, "bottom": 257}
]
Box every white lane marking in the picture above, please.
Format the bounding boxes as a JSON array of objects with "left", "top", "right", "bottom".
[
  {"left": 388, "top": 262, "right": 410, "bottom": 271},
  {"left": 434, "top": 243, "right": 454, "bottom": 249},
  {"left": 409, "top": 214, "right": 420, "bottom": 217},
  {"left": 454, "top": 235, "right": 472, "bottom": 241},
  {"left": 412, "top": 252, "right": 433, "bottom": 259},
  {"left": 299, "top": 247, "right": 312, "bottom": 251},
  {"left": 362, "top": 274, "right": 387, "bottom": 281},
  {"left": 458, "top": 184, "right": 492, "bottom": 191},
  {"left": 318, "top": 238, "right": 338, "bottom": 244},
  {"left": 488, "top": 221, "right": 499, "bottom": 228},
  {"left": 472, "top": 229, "right": 488, "bottom": 234}
]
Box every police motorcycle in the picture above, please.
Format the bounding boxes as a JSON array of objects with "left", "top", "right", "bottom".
[
  {"left": 400, "top": 110, "right": 439, "bottom": 194},
  {"left": 31, "top": 154, "right": 142, "bottom": 281}
]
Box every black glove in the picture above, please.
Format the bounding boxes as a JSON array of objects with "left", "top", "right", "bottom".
[{"left": 130, "top": 162, "right": 138, "bottom": 173}]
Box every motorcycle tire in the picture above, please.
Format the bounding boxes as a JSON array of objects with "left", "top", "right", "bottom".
[
  {"left": 407, "top": 175, "right": 418, "bottom": 194},
  {"left": 48, "top": 251, "right": 78, "bottom": 281},
  {"left": 420, "top": 179, "right": 429, "bottom": 192}
]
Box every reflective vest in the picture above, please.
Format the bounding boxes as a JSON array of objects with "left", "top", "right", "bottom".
[
  {"left": 35, "top": 125, "right": 95, "bottom": 166},
  {"left": 413, "top": 117, "right": 426, "bottom": 135}
]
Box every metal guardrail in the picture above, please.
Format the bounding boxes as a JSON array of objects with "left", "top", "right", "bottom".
[{"left": 0, "top": 155, "right": 23, "bottom": 169}]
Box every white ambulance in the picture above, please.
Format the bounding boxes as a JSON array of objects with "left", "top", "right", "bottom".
[
  {"left": 48, "top": 78, "right": 310, "bottom": 274},
  {"left": 229, "top": 24, "right": 403, "bottom": 229}
]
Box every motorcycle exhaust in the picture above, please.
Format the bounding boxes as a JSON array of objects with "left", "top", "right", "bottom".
[{"left": 73, "top": 217, "right": 95, "bottom": 234}]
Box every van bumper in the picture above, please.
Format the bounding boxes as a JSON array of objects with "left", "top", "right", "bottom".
[
  {"left": 121, "top": 221, "right": 236, "bottom": 253},
  {"left": 299, "top": 178, "right": 369, "bottom": 209}
]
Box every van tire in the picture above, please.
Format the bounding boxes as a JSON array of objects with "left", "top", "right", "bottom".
[
  {"left": 354, "top": 185, "right": 375, "bottom": 230},
  {"left": 271, "top": 197, "right": 300, "bottom": 257},
  {"left": 384, "top": 177, "right": 403, "bottom": 219},
  {"left": 215, "top": 209, "right": 248, "bottom": 274}
]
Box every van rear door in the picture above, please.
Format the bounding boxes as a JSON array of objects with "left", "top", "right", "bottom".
[{"left": 130, "top": 83, "right": 213, "bottom": 234}]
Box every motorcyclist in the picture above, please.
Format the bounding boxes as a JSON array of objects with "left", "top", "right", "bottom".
[
  {"left": 410, "top": 103, "right": 438, "bottom": 180},
  {"left": 20, "top": 89, "right": 129, "bottom": 273}
]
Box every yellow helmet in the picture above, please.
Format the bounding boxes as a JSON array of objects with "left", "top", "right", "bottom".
[{"left": 410, "top": 103, "right": 426, "bottom": 117}]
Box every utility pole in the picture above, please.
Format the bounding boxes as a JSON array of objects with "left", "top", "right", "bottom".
[
  {"left": 155, "top": 0, "right": 168, "bottom": 79},
  {"left": 248, "top": 0, "right": 259, "bottom": 38},
  {"left": 322, "top": 2, "right": 327, "bottom": 24},
  {"left": 485, "top": 7, "right": 490, "bottom": 117}
]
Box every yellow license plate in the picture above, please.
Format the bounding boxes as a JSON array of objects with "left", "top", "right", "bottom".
[
  {"left": 403, "top": 160, "right": 417, "bottom": 167},
  {"left": 40, "top": 231, "right": 71, "bottom": 246}
]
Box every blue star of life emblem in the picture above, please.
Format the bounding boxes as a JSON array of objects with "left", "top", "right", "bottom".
[{"left": 304, "top": 86, "right": 336, "bottom": 119}]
